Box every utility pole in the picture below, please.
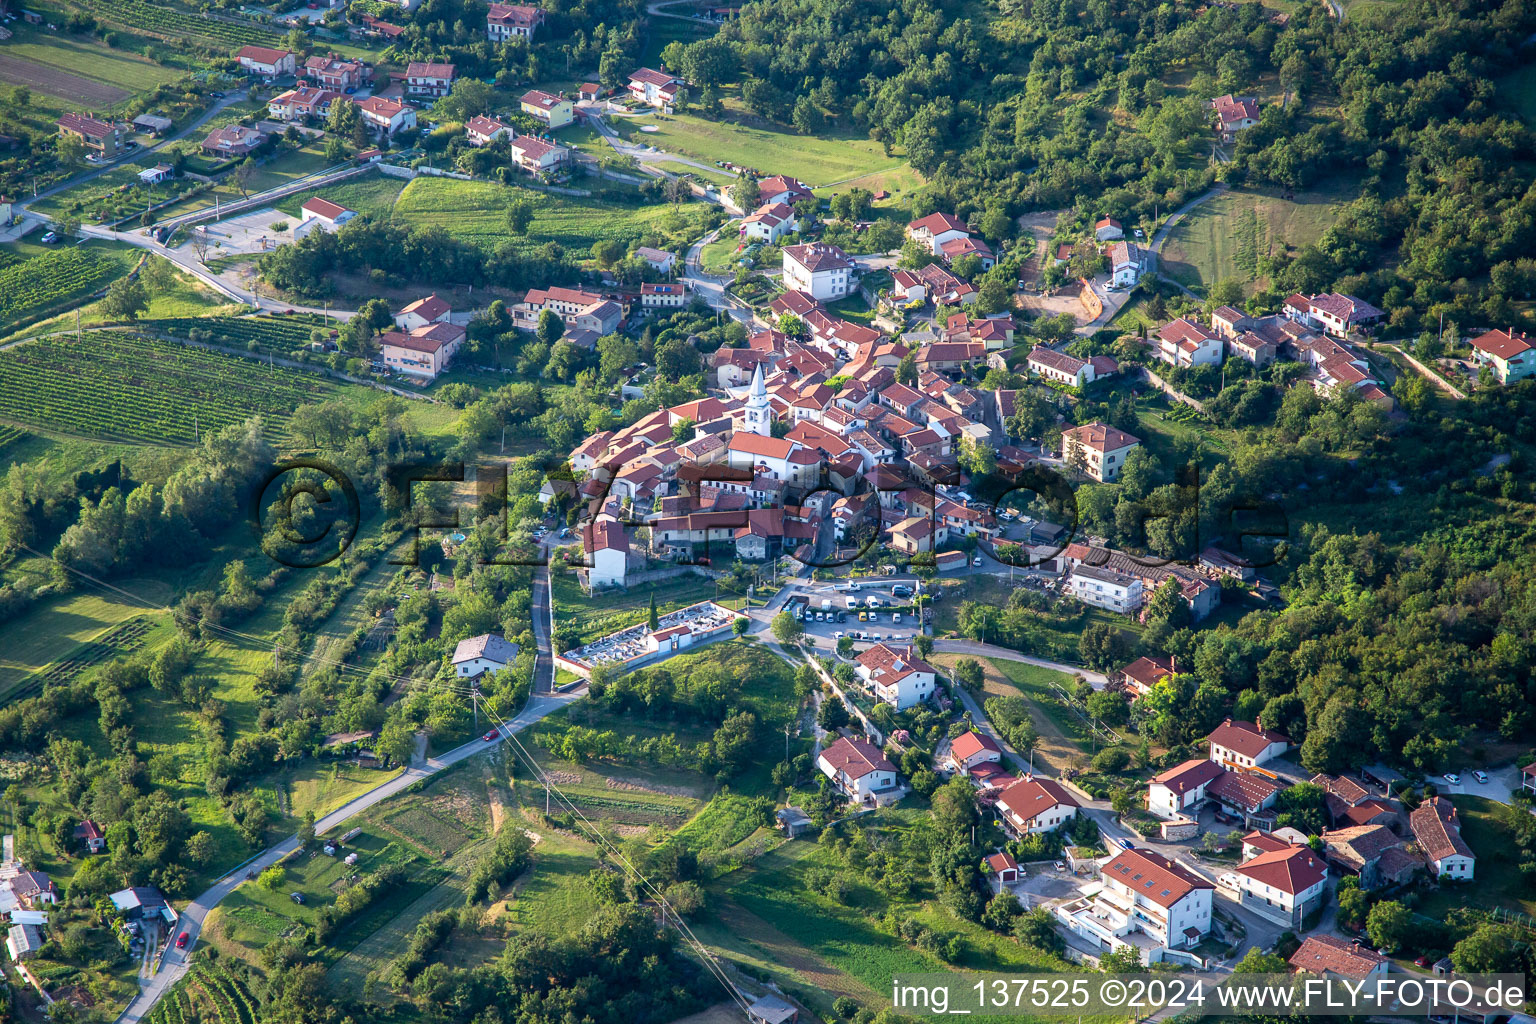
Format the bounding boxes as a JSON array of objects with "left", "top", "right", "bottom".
[{"left": 472, "top": 685, "right": 480, "bottom": 732}]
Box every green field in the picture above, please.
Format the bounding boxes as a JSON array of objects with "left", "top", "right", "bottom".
[
  {"left": 2, "top": 258, "right": 244, "bottom": 345},
  {"left": 275, "top": 173, "right": 408, "bottom": 221},
  {"left": 0, "top": 21, "right": 183, "bottom": 96},
  {"left": 1159, "top": 181, "right": 1357, "bottom": 293},
  {"left": 390, "top": 177, "right": 715, "bottom": 257},
  {"left": 0, "top": 584, "right": 173, "bottom": 697},
  {"left": 609, "top": 110, "right": 909, "bottom": 191},
  {"left": 1415, "top": 795, "right": 1536, "bottom": 921},
  {"left": 0, "top": 241, "right": 136, "bottom": 325}
]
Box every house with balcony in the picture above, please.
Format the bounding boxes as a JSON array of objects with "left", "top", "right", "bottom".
[
  {"left": 405, "top": 61, "right": 455, "bottom": 98},
  {"left": 1224, "top": 842, "right": 1327, "bottom": 928},
  {"left": 995, "top": 776, "right": 1079, "bottom": 835},
  {"left": 817, "top": 735, "right": 902, "bottom": 806},
  {"left": 1207, "top": 718, "right": 1289, "bottom": 769},
  {"left": 1055, "top": 848, "right": 1213, "bottom": 962}
]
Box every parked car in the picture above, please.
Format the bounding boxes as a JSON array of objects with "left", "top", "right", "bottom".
[
  {"left": 483, "top": 728, "right": 499, "bottom": 741},
  {"left": 1054, "top": 861, "right": 1066, "bottom": 872},
  {"left": 1415, "top": 956, "right": 1434, "bottom": 968},
  {"left": 40, "top": 231, "right": 58, "bottom": 243},
  {"left": 973, "top": 556, "right": 983, "bottom": 567},
  {"left": 290, "top": 892, "right": 305, "bottom": 904},
  {"left": 176, "top": 932, "right": 190, "bottom": 948},
  {"left": 833, "top": 631, "right": 844, "bottom": 639},
  {"left": 1473, "top": 770, "right": 1489, "bottom": 783},
  {"left": 1443, "top": 773, "right": 1461, "bottom": 785}
]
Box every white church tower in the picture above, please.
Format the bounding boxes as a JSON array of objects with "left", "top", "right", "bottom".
[{"left": 743, "top": 362, "right": 771, "bottom": 436}]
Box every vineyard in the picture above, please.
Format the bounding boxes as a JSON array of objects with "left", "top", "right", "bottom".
[
  {"left": 68, "top": 0, "right": 280, "bottom": 48},
  {"left": 0, "top": 425, "right": 27, "bottom": 451},
  {"left": 0, "top": 246, "right": 131, "bottom": 323},
  {"left": 0, "top": 332, "right": 337, "bottom": 444},
  {"left": 149, "top": 961, "right": 260, "bottom": 1024},
  {"left": 146, "top": 313, "right": 342, "bottom": 355},
  {"left": 7, "top": 617, "right": 155, "bottom": 704}
]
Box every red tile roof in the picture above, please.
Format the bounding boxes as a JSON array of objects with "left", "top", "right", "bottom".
[
  {"left": 1409, "top": 796, "right": 1473, "bottom": 862},
  {"left": 1151, "top": 758, "right": 1223, "bottom": 796},
  {"left": 1102, "top": 848, "right": 1212, "bottom": 908},
  {"left": 908, "top": 212, "right": 968, "bottom": 235},
  {"left": 819, "top": 735, "right": 894, "bottom": 780},
  {"left": 1288, "top": 935, "right": 1387, "bottom": 978},
  {"left": 1061, "top": 421, "right": 1140, "bottom": 452},
  {"left": 1469, "top": 328, "right": 1535, "bottom": 360},
  {"left": 1236, "top": 843, "right": 1326, "bottom": 895},
  {"left": 950, "top": 730, "right": 1000, "bottom": 763},
  {"left": 996, "top": 776, "right": 1078, "bottom": 824},
  {"left": 1208, "top": 719, "right": 1288, "bottom": 760}
]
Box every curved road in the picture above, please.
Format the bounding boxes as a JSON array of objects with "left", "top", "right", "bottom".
[{"left": 116, "top": 686, "right": 581, "bottom": 1024}]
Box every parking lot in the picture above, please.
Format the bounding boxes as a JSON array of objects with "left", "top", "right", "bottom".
[{"left": 788, "top": 582, "right": 926, "bottom": 650}]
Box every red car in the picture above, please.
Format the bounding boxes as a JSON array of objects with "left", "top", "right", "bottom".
[
  {"left": 482, "top": 729, "right": 498, "bottom": 742},
  {"left": 1415, "top": 956, "right": 1433, "bottom": 968},
  {"left": 176, "top": 932, "right": 190, "bottom": 949}
]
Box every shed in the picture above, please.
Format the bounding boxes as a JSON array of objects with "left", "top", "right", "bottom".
[
  {"left": 1362, "top": 764, "right": 1405, "bottom": 790},
  {"left": 775, "top": 806, "right": 811, "bottom": 838},
  {"left": 133, "top": 114, "right": 174, "bottom": 135},
  {"left": 747, "top": 994, "right": 798, "bottom": 1024}
]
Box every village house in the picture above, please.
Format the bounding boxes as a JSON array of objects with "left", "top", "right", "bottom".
[
  {"left": 1094, "top": 216, "right": 1124, "bottom": 242},
  {"left": 7, "top": 869, "right": 56, "bottom": 908},
  {"left": 1155, "top": 318, "right": 1224, "bottom": 367},
  {"left": 268, "top": 86, "right": 339, "bottom": 121},
  {"left": 817, "top": 735, "right": 902, "bottom": 805},
  {"left": 1117, "top": 655, "right": 1173, "bottom": 699},
  {"left": 236, "top": 45, "right": 296, "bottom": 79},
  {"left": 914, "top": 341, "right": 983, "bottom": 374},
  {"left": 1027, "top": 346, "right": 1100, "bottom": 387},
  {"left": 627, "top": 67, "right": 683, "bottom": 108},
  {"left": 890, "top": 262, "right": 976, "bottom": 306},
  {"left": 635, "top": 246, "right": 677, "bottom": 274},
  {"left": 757, "top": 174, "right": 813, "bottom": 206},
  {"left": 1283, "top": 293, "right": 1386, "bottom": 338},
  {"left": 1147, "top": 758, "right": 1224, "bottom": 819},
  {"left": 1288, "top": 936, "right": 1390, "bottom": 979},
  {"left": 378, "top": 322, "right": 465, "bottom": 380},
  {"left": 395, "top": 293, "right": 451, "bottom": 331},
  {"left": 405, "top": 61, "right": 456, "bottom": 98},
  {"left": 782, "top": 242, "right": 856, "bottom": 300},
  {"left": 487, "top": 1, "right": 544, "bottom": 40},
  {"left": 521, "top": 89, "right": 574, "bottom": 127},
  {"left": 1107, "top": 240, "right": 1149, "bottom": 288},
  {"left": 74, "top": 819, "right": 106, "bottom": 854},
  {"left": 1227, "top": 842, "right": 1327, "bottom": 929},
  {"left": 298, "top": 196, "right": 355, "bottom": 233},
  {"left": 740, "top": 201, "right": 799, "bottom": 243},
  {"left": 1056, "top": 848, "right": 1212, "bottom": 958},
  {"left": 854, "top": 642, "right": 937, "bottom": 710},
  {"left": 1061, "top": 543, "right": 1222, "bottom": 622},
  {"left": 906, "top": 212, "right": 971, "bottom": 255},
  {"left": 200, "top": 123, "right": 265, "bottom": 158},
  {"left": 1320, "top": 824, "right": 1420, "bottom": 889},
  {"left": 1410, "top": 796, "right": 1475, "bottom": 880},
  {"left": 515, "top": 286, "right": 623, "bottom": 335},
  {"left": 509, "top": 134, "right": 570, "bottom": 173},
  {"left": 940, "top": 235, "right": 995, "bottom": 268},
  {"left": 57, "top": 113, "right": 124, "bottom": 161},
  {"left": 1468, "top": 328, "right": 1536, "bottom": 384},
  {"left": 640, "top": 282, "right": 689, "bottom": 311},
  {"left": 1210, "top": 94, "right": 1260, "bottom": 141},
  {"left": 947, "top": 730, "right": 1002, "bottom": 773},
  {"left": 1061, "top": 422, "right": 1140, "bottom": 482},
  {"left": 1208, "top": 718, "right": 1290, "bottom": 769},
  {"left": 358, "top": 95, "right": 417, "bottom": 134},
  {"left": 995, "top": 776, "right": 1079, "bottom": 834},
  {"left": 1068, "top": 564, "right": 1144, "bottom": 614},
  {"left": 303, "top": 54, "right": 366, "bottom": 90},
  {"left": 465, "top": 114, "right": 513, "bottom": 146},
  {"left": 452, "top": 634, "right": 518, "bottom": 678}
]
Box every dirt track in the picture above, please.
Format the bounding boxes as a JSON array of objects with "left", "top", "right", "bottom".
[{"left": 0, "top": 52, "right": 129, "bottom": 106}]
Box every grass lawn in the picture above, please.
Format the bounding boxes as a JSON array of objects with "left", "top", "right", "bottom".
[
  {"left": 550, "top": 569, "right": 748, "bottom": 645},
  {"left": 273, "top": 172, "right": 407, "bottom": 220},
  {"left": 699, "top": 231, "right": 742, "bottom": 273},
  {"left": 609, "top": 109, "right": 908, "bottom": 190},
  {"left": 1415, "top": 796, "right": 1536, "bottom": 921},
  {"left": 390, "top": 176, "right": 715, "bottom": 259},
  {"left": 0, "top": 21, "right": 183, "bottom": 96},
  {"left": 0, "top": 582, "right": 174, "bottom": 697},
  {"left": 1159, "top": 179, "right": 1359, "bottom": 294}
]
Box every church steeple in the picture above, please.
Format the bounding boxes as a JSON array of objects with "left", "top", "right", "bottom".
[{"left": 744, "top": 362, "right": 770, "bottom": 435}]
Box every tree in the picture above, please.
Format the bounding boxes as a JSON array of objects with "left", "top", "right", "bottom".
[
  {"left": 57, "top": 132, "right": 85, "bottom": 166},
  {"left": 592, "top": 238, "right": 625, "bottom": 268},
  {"left": 259, "top": 864, "right": 285, "bottom": 890},
  {"left": 837, "top": 635, "right": 854, "bottom": 657},
  {"left": 771, "top": 610, "right": 803, "bottom": 646},
  {"left": 1451, "top": 923, "right": 1529, "bottom": 973},
  {"left": 536, "top": 308, "right": 565, "bottom": 348},
  {"left": 1273, "top": 782, "right": 1327, "bottom": 836},
  {"left": 1365, "top": 900, "right": 1411, "bottom": 952},
  {"left": 647, "top": 592, "right": 660, "bottom": 630},
  {"left": 818, "top": 693, "right": 850, "bottom": 730},
  {"left": 953, "top": 658, "right": 983, "bottom": 690},
  {"left": 731, "top": 176, "right": 760, "bottom": 211},
  {"left": 1100, "top": 944, "right": 1145, "bottom": 973},
  {"left": 1086, "top": 690, "right": 1128, "bottom": 726},
  {"left": 101, "top": 277, "right": 148, "bottom": 320},
  {"left": 732, "top": 617, "right": 749, "bottom": 638},
  {"left": 913, "top": 634, "right": 934, "bottom": 659},
  {"left": 233, "top": 158, "right": 257, "bottom": 199},
  {"left": 506, "top": 199, "right": 534, "bottom": 235}
]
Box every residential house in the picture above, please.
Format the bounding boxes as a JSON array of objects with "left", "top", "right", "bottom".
[
  {"left": 378, "top": 322, "right": 465, "bottom": 380},
  {"left": 1069, "top": 564, "right": 1144, "bottom": 614},
  {"left": 303, "top": 54, "right": 366, "bottom": 90},
  {"left": 357, "top": 96, "right": 417, "bottom": 134},
  {"left": 487, "top": 2, "right": 544, "bottom": 41},
  {"left": 914, "top": 341, "right": 983, "bottom": 374},
  {"left": 757, "top": 174, "right": 812, "bottom": 206},
  {"left": 236, "top": 45, "right": 296, "bottom": 78},
  {"left": 1147, "top": 758, "right": 1224, "bottom": 819},
  {"left": 1468, "top": 328, "right": 1536, "bottom": 384},
  {"left": 889, "top": 262, "right": 976, "bottom": 306},
  {"left": 1117, "top": 655, "right": 1173, "bottom": 699},
  {"left": 854, "top": 642, "right": 936, "bottom": 710},
  {"left": 299, "top": 196, "right": 355, "bottom": 233},
  {"left": 200, "top": 124, "right": 265, "bottom": 157},
  {"left": 817, "top": 735, "right": 901, "bottom": 805},
  {"left": 57, "top": 113, "right": 124, "bottom": 160},
  {"left": 1207, "top": 718, "right": 1289, "bottom": 769},
  {"left": 1288, "top": 935, "right": 1390, "bottom": 979},
  {"left": 267, "top": 86, "right": 338, "bottom": 120},
  {"left": 515, "top": 286, "right": 623, "bottom": 335},
  {"left": 1027, "top": 346, "right": 1097, "bottom": 387},
  {"left": 640, "top": 281, "right": 689, "bottom": 311},
  {"left": 906, "top": 212, "right": 970, "bottom": 255},
  {"left": 1228, "top": 843, "right": 1327, "bottom": 928},
  {"left": 1061, "top": 422, "right": 1140, "bottom": 482},
  {"left": 627, "top": 67, "right": 682, "bottom": 108},
  {"left": 405, "top": 61, "right": 455, "bottom": 98},
  {"left": 1320, "top": 824, "right": 1419, "bottom": 889},
  {"left": 740, "top": 201, "right": 799, "bottom": 243},
  {"left": 137, "top": 164, "right": 174, "bottom": 185},
  {"left": 1061, "top": 848, "right": 1212, "bottom": 956},
  {"left": 940, "top": 235, "right": 995, "bottom": 268},
  {"left": 995, "top": 776, "right": 1079, "bottom": 835},
  {"left": 1107, "top": 240, "right": 1148, "bottom": 288},
  {"left": 465, "top": 114, "right": 513, "bottom": 146},
  {"left": 1210, "top": 94, "right": 1260, "bottom": 142},
  {"left": 1155, "top": 318, "right": 1224, "bottom": 367},
  {"left": 508, "top": 134, "right": 569, "bottom": 173},
  {"left": 1410, "top": 796, "right": 1475, "bottom": 880},
  {"left": 783, "top": 242, "right": 856, "bottom": 300},
  {"left": 947, "top": 731, "right": 1002, "bottom": 773},
  {"left": 1283, "top": 293, "right": 1386, "bottom": 338},
  {"left": 8, "top": 870, "right": 56, "bottom": 907},
  {"left": 521, "top": 89, "right": 574, "bottom": 127},
  {"left": 1094, "top": 217, "right": 1124, "bottom": 242},
  {"left": 396, "top": 293, "right": 451, "bottom": 330},
  {"left": 1207, "top": 769, "right": 1284, "bottom": 826},
  {"left": 74, "top": 820, "right": 106, "bottom": 853},
  {"left": 452, "top": 634, "right": 518, "bottom": 678},
  {"left": 636, "top": 246, "right": 677, "bottom": 274},
  {"left": 888, "top": 515, "right": 946, "bottom": 554}
]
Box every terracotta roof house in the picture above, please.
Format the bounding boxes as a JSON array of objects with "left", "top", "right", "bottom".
[
  {"left": 817, "top": 735, "right": 901, "bottom": 804},
  {"left": 451, "top": 633, "right": 518, "bottom": 676},
  {"left": 995, "top": 775, "right": 1079, "bottom": 835},
  {"left": 1147, "top": 758, "right": 1224, "bottom": 819},
  {"left": 1118, "top": 655, "right": 1173, "bottom": 698},
  {"left": 1207, "top": 718, "right": 1289, "bottom": 768},
  {"left": 1289, "top": 935, "right": 1389, "bottom": 978},
  {"left": 1409, "top": 796, "right": 1474, "bottom": 879},
  {"left": 1060, "top": 421, "right": 1141, "bottom": 482},
  {"left": 947, "top": 730, "right": 1001, "bottom": 772},
  {"left": 1468, "top": 328, "right": 1536, "bottom": 384},
  {"left": 1230, "top": 843, "right": 1327, "bottom": 927}
]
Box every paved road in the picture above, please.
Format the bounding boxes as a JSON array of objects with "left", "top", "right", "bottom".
[
  {"left": 114, "top": 686, "right": 582, "bottom": 1024},
  {"left": 684, "top": 224, "right": 755, "bottom": 325}
]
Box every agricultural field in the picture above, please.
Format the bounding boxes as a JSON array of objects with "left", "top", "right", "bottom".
[
  {"left": 0, "top": 21, "right": 184, "bottom": 102},
  {"left": 390, "top": 176, "right": 716, "bottom": 258},
  {"left": 0, "top": 331, "right": 339, "bottom": 445},
  {"left": 0, "top": 588, "right": 173, "bottom": 701},
  {"left": 609, "top": 110, "right": 909, "bottom": 191},
  {"left": 64, "top": 0, "right": 281, "bottom": 48},
  {"left": 1158, "top": 180, "right": 1357, "bottom": 294},
  {"left": 145, "top": 312, "right": 344, "bottom": 356},
  {"left": 2, "top": 258, "right": 244, "bottom": 345},
  {"left": 274, "top": 173, "right": 408, "bottom": 222},
  {"left": 0, "top": 242, "right": 136, "bottom": 325}
]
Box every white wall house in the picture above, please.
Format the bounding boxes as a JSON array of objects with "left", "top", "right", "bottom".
[
  {"left": 1061, "top": 422, "right": 1140, "bottom": 482},
  {"left": 783, "top": 242, "right": 856, "bottom": 301},
  {"left": 1056, "top": 849, "right": 1213, "bottom": 962},
  {"left": 1147, "top": 758, "right": 1224, "bottom": 819},
  {"left": 1226, "top": 844, "right": 1328, "bottom": 929},
  {"left": 1069, "top": 565, "right": 1144, "bottom": 614},
  {"left": 994, "top": 776, "right": 1079, "bottom": 835},
  {"left": 1207, "top": 719, "right": 1290, "bottom": 768},
  {"left": 853, "top": 643, "right": 936, "bottom": 710},
  {"left": 1410, "top": 797, "right": 1475, "bottom": 880},
  {"left": 817, "top": 736, "right": 901, "bottom": 804},
  {"left": 452, "top": 634, "right": 518, "bottom": 678}
]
